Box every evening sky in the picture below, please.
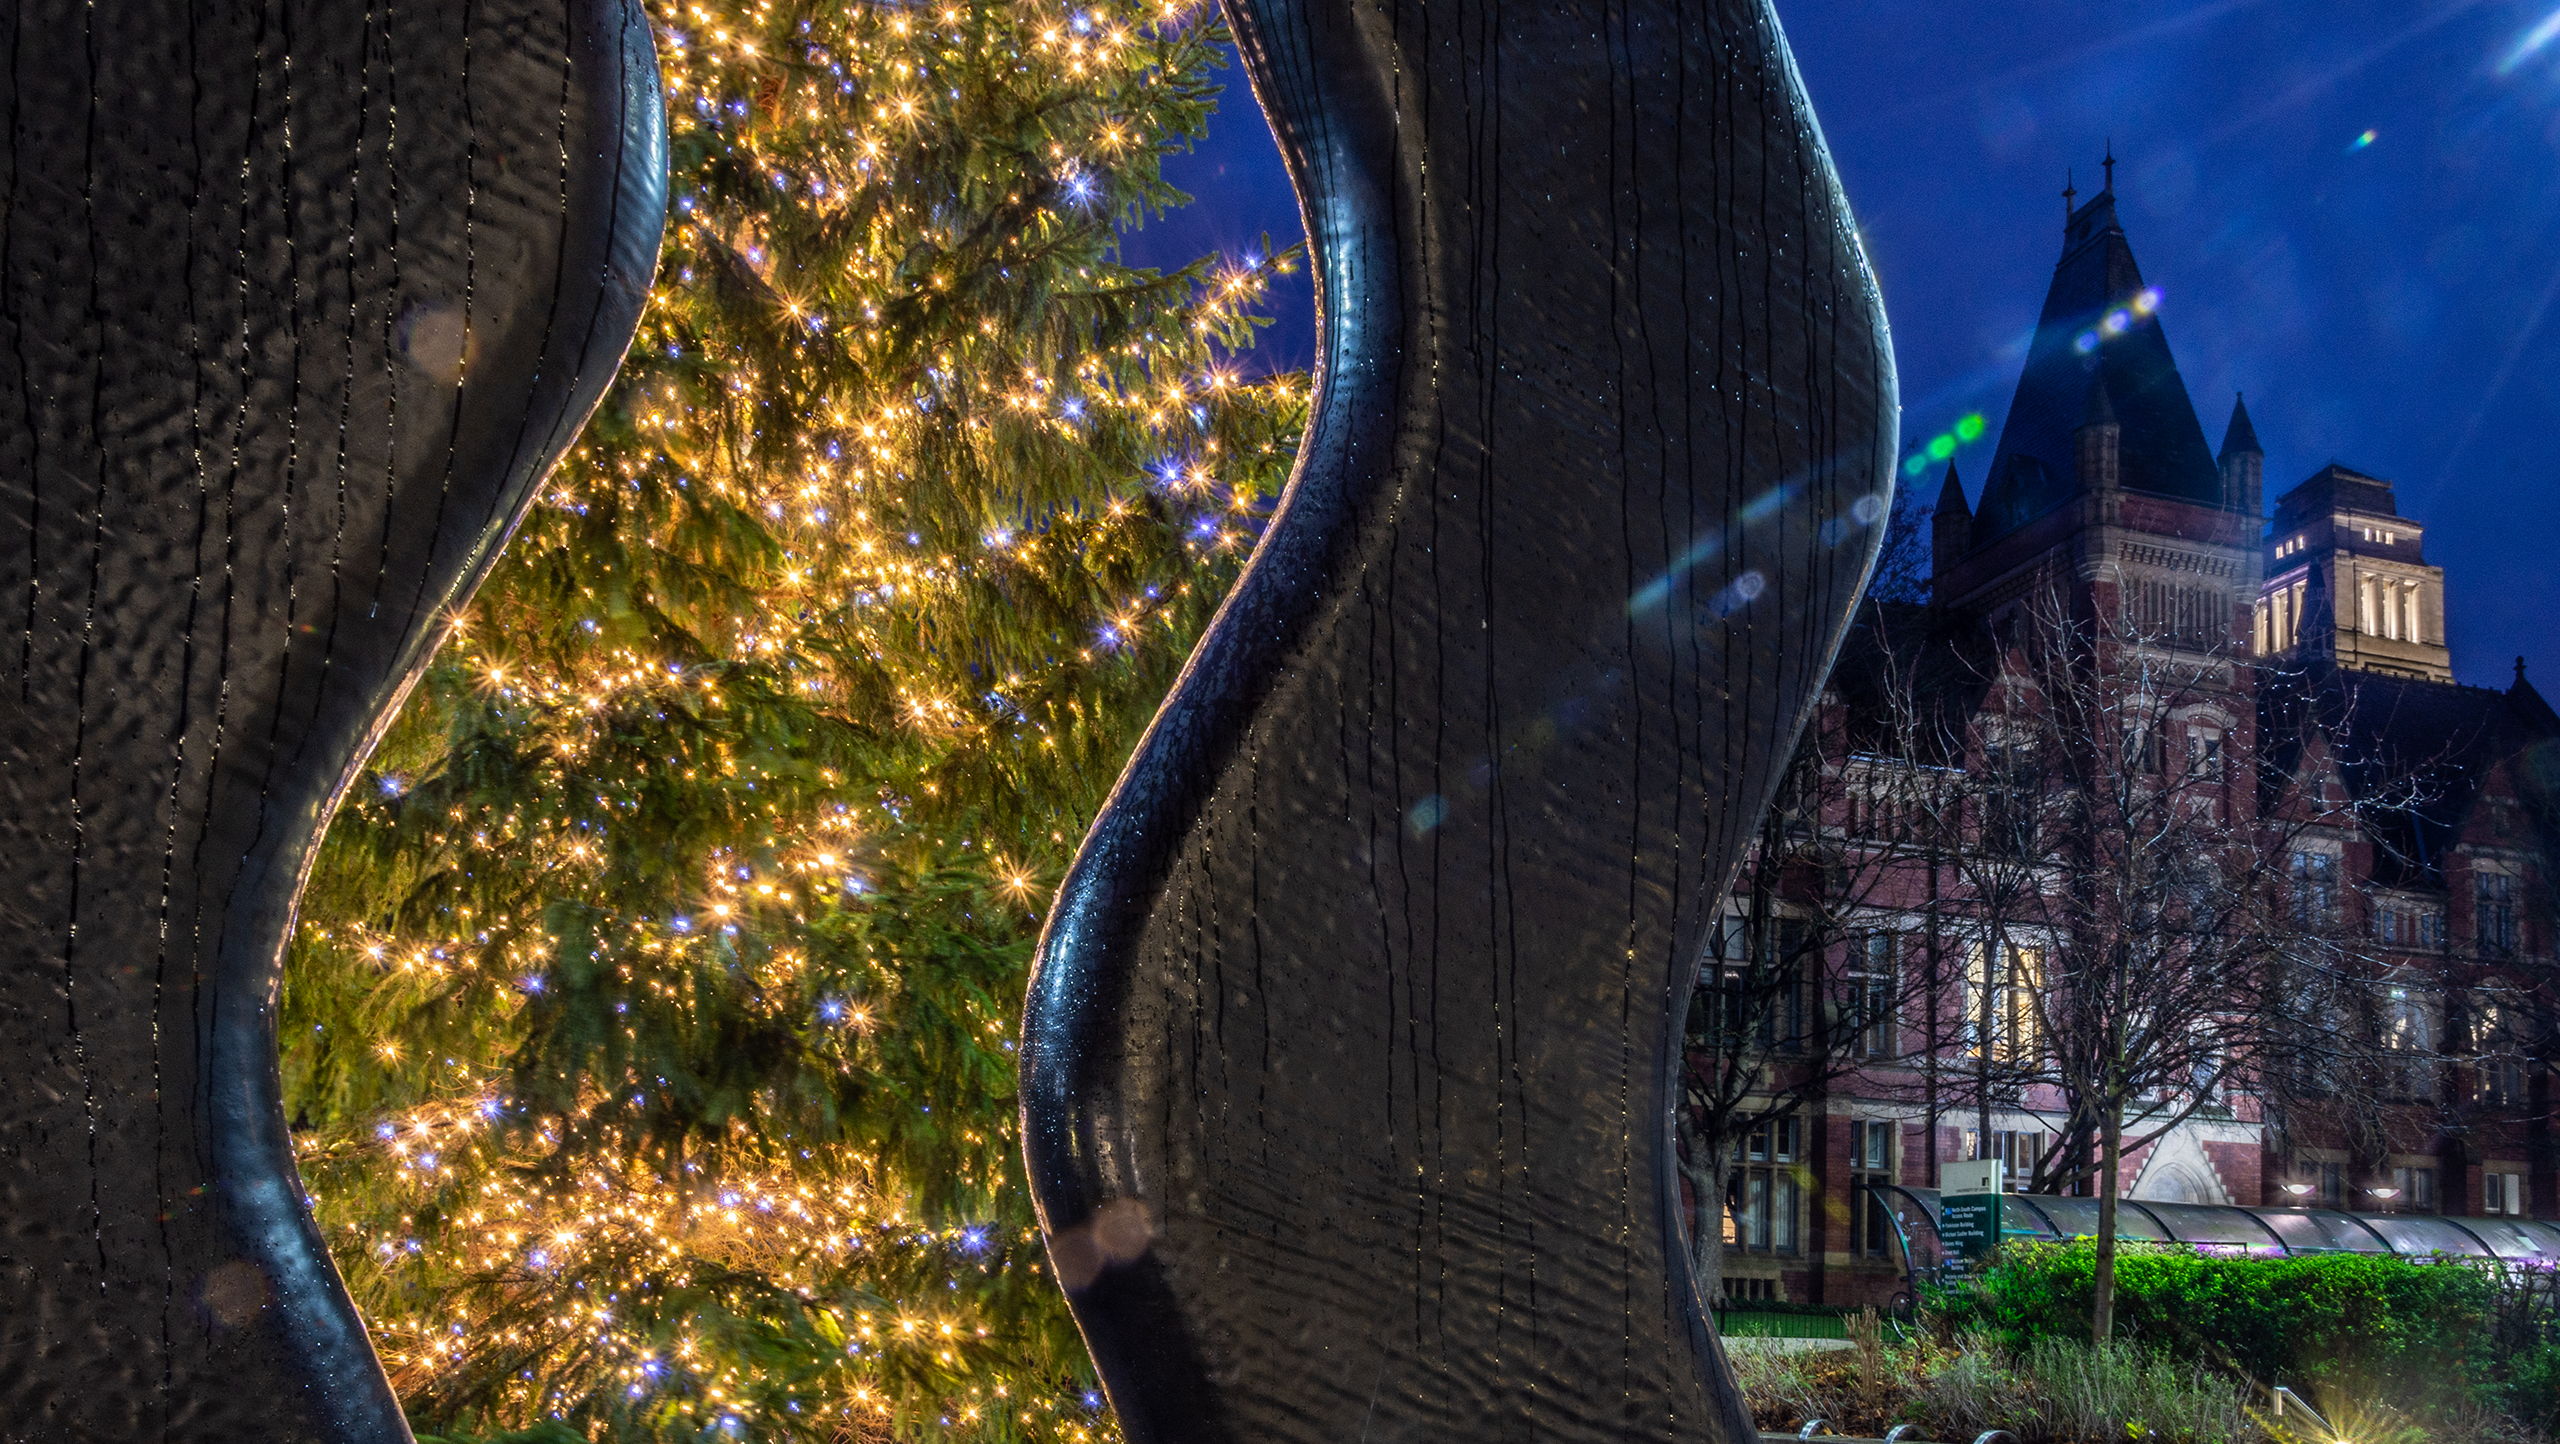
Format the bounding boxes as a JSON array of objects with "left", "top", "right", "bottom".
[{"left": 1117, "top": 0, "right": 2560, "bottom": 692}]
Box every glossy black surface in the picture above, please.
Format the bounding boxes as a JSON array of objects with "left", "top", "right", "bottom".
[
  {"left": 0, "top": 2, "right": 664, "bottom": 1437},
  {"left": 1020, "top": 0, "right": 1894, "bottom": 1438}
]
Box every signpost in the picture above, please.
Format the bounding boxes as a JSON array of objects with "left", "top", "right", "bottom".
[
  {"left": 1939, "top": 1160, "right": 2005, "bottom": 1277},
  {"left": 1939, "top": 1195, "right": 2000, "bottom": 1276}
]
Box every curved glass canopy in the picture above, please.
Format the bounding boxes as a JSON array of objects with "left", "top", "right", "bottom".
[{"left": 1871, "top": 1184, "right": 2560, "bottom": 1275}]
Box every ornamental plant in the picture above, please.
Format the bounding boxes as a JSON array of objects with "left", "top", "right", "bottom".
[
  {"left": 1938, "top": 1241, "right": 2500, "bottom": 1412},
  {"left": 281, "top": 0, "right": 1304, "bottom": 1438}
]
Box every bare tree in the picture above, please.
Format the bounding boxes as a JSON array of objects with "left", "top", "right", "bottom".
[
  {"left": 1673, "top": 653, "right": 1954, "bottom": 1305},
  {"left": 1681, "top": 569, "right": 2447, "bottom": 1335},
  {"left": 2253, "top": 663, "right": 2531, "bottom": 1214},
  {"left": 1904, "top": 574, "right": 2364, "bottom": 1340}
]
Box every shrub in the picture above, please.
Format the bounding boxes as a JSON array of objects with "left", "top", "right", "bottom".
[
  {"left": 1936, "top": 1241, "right": 2498, "bottom": 1411},
  {"left": 2506, "top": 1340, "right": 2560, "bottom": 1435}
]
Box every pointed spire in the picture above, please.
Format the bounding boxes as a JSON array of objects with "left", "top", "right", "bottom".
[
  {"left": 2102, "top": 140, "right": 2116, "bottom": 194},
  {"left": 2510, "top": 656, "right": 2560, "bottom": 730},
  {"left": 2218, "top": 392, "right": 2261, "bottom": 462},
  {"left": 1934, "top": 460, "right": 1970, "bottom": 518},
  {"left": 2218, "top": 392, "right": 2265, "bottom": 515},
  {"left": 1971, "top": 157, "right": 2221, "bottom": 549},
  {"left": 2062, "top": 168, "right": 2077, "bottom": 229},
  {"left": 1931, "top": 461, "right": 1974, "bottom": 583}
]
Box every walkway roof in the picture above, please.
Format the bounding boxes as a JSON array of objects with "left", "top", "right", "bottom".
[{"left": 1874, "top": 1185, "right": 2560, "bottom": 1264}]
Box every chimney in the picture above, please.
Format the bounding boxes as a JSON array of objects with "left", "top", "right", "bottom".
[
  {"left": 2218, "top": 393, "right": 2264, "bottom": 519},
  {"left": 1931, "top": 461, "right": 1971, "bottom": 583}
]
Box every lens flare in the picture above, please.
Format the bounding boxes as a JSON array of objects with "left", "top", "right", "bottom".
[
  {"left": 1901, "top": 411, "right": 1989, "bottom": 476},
  {"left": 2072, "top": 286, "right": 2163, "bottom": 354},
  {"left": 2499, "top": 6, "right": 2560, "bottom": 75}
]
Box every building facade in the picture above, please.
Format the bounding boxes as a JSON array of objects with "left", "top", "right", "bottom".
[{"left": 1695, "top": 180, "right": 2560, "bottom": 1307}]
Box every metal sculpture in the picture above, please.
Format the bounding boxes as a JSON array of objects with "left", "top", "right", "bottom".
[
  {"left": 0, "top": 2, "right": 664, "bottom": 1438},
  {"left": 1022, "top": 0, "right": 1893, "bottom": 1436}
]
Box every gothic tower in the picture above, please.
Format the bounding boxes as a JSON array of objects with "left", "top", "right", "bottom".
[
  {"left": 1930, "top": 179, "right": 2262, "bottom": 655},
  {"left": 2256, "top": 463, "right": 2453, "bottom": 682}
]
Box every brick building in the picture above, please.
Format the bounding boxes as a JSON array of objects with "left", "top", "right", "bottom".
[{"left": 1699, "top": 179, "right": 2560, "bottom": 1306}]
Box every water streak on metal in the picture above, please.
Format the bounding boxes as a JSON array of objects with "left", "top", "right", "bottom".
[
  {"left": 1022, "top": 0, "right": 1896, "bottom": 1437},
  {"left": 0, "top": 2, "right": 666, "bottom": 1436}
]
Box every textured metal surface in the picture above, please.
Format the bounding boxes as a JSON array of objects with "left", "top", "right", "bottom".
[
  {"left": 1021, "top": 0, "right": 1893, "bottom": 1438},
  {"left": 0, "top": 2, "right": 665, "bottom": 1438}
]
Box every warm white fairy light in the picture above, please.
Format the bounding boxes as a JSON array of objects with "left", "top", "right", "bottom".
[{"left": 287, "top": 0, "right": 1304, "bottom": 1437}]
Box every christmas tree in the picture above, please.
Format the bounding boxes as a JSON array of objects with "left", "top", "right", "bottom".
[{"left": 280, "top": 1, "right": 1303, "bottom": 1437}]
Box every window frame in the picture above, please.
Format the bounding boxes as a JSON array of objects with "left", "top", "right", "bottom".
[
  {"left": 1848, "top": 931, "right": 1899, "bottom": 1059},
  {"left": 1849, "top": 1120, "right": 1897, "bottom": 1258},
  {"left": 2479, "top": 869, "right": 2519, "bottom": 955},
  {"left": 2484, "top": 1169, "right": 2529, "bottom": 1218}
]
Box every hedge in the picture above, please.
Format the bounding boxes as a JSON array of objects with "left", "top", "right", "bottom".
[{"left": 1932, "top": 1241, "right": 2499, "bottom": 1409}]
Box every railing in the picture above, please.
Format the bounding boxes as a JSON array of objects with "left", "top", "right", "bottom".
[
  {"left": 1766, "top": 1428, "right": 2015, "bottom": 1444},
  {"left": 1715, "top": 1307, "right": 1919, "bottom": 1343},
  {"left": 1717, "top": 1307, "right": 1850, "bottom": 1340}
]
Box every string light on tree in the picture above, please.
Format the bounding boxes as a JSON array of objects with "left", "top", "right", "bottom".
[{"left": 283, "top": 0, "right": 1304, "bottom": 1437}]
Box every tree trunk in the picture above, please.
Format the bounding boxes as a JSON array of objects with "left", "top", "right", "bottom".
[
  {"left": 1925, "top": 869, "right": 1942, "bottom": 1187},
  {"left": 1977, "top": 929, "right": 2000, "bottom": 1158},
  {"left": 1675, "top": 1101, "right": 1729, "bottom": 1309},
  {"left": 1683, "top": 1157, "right": 1727, "bottom": 1307},
  {"left": 2093, "top": 1108, "right": 2123, "bottom": 1343}
]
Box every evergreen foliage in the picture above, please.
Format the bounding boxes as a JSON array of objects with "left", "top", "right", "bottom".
[
  {"left": 282, "top": 0, "right": 1304, "bottom": 1437},
  {"left": 1935, "top": 1241, "right": 2501, "bottom": 1411}
]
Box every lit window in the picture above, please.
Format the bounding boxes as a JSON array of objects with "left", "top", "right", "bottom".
[
  {"left": 2485, "top": 1170, "right": 2528, "bottom": 1217},
  {"left": 1964, "top": 943, "right": 2044, "bottom": 1062},
  {"left": 2478, "top": 996, "right": 2526, "bottom": 1107},
  {"left": 2383, "top": 988, "right": 2438, "bottom": 1102},
  {"left": 1725, "top": 1123, "right": 1802, "bottom": 1258}
]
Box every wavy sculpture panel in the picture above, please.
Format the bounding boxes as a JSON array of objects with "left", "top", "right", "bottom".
[
  {"left": 0, "top": 2, "right": 664, "bottom": 1438},
  {"left": 1022, "top": 0, "right": 1892, "bottom": 1438}
]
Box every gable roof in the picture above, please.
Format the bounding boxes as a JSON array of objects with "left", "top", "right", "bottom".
[
  {"left": 1823, "top": 599, "right": 1997, "bottom": 764},
  {"left": 2263, "top": 662, "right": 2560, "bottom": 889},
  {"left": 1971, "top": 189, "right": 2225, "bottom": 550}
]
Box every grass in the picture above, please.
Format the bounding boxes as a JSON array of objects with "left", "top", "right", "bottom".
[{"left": 1724, "top": 1313, "right": 2550, "bottom": 1444}]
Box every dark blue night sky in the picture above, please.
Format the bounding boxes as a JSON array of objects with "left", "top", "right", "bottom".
[{"left": 1119, "top": 0, "right": 2560, "bottom": 695}]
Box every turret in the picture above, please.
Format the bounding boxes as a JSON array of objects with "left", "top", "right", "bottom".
[
  {"left": 1931, "top": 461, "right": 1971, "bottom": 583},
  {"left": 2218, "top": 393, "right": 2263, "bottom": 518}
]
